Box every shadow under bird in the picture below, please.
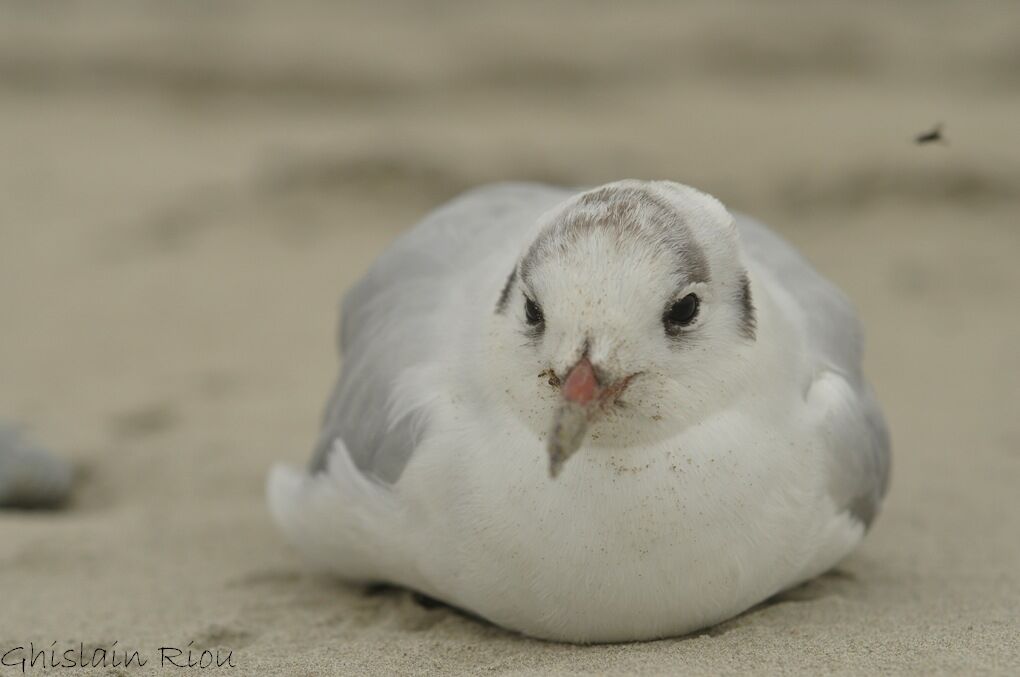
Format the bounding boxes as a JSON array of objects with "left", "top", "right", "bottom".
[{"left": 269, "top": 180, "right": 890, "bottom": 642}]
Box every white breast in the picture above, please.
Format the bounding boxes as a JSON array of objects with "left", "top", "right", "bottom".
[{"left": 387, "top": 371, "right": 860, "bottom": 642}]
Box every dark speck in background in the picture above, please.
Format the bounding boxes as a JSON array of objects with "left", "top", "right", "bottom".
[{"left": 914, "top": 123, "right": 945, "bottom": 145}]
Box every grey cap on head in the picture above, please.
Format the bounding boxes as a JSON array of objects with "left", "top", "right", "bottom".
[{"left": 519, "top": 182, "right": 712, "bottom": 288}]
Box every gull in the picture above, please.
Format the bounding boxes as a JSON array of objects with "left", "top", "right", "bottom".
[{"left": 268, "top": 180, "right": 890, "bottom": 643}]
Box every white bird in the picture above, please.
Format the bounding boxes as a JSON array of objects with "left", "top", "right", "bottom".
[{"left": 268, "top": 180, "right": 889, "bottom": 643}]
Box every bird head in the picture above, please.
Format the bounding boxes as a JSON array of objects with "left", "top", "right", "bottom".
[{"left": 491, "top": 180, "right": 758, "bottom": 477}]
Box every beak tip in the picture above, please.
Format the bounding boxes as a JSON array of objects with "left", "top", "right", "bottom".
[
  {"left": 546, "top": 401, "right": 590, "bottom": 480},
  {"left": 548, "top": 453, "right": 565, "bottom": 479}
]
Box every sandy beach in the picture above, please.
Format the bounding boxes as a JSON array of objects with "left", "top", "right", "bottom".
[{"left": 1, "top": 1, "right": 1018, "bottom": 674}]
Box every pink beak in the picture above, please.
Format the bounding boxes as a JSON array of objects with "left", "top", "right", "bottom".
[
  {"left": 547, "top": 356, "right": 602, "bottom": 478},
  {"left": 561, "top": 356, "right": 600, "bottom": 405},
  {"left": 547, "top": 356, "right": 639, "bottom": 478}
]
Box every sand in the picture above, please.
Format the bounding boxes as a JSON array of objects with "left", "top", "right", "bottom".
[{"left": 1, "top": 1, "right": 1018, "bottom": 674}]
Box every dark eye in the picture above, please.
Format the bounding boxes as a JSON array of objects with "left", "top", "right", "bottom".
[
  {"left": 524, "top": 298, "right": 544, "bottom": 325},
  {"left": 664, "top": 293, "right": 699, "bottom": 329}
]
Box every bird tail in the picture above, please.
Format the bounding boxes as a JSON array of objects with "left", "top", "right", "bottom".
[
  {"left": 267, "top": 438, "right": 408, "bottom": 584},
  {"left": 0, "top": 425, "right": 73, "bottom": 509}
]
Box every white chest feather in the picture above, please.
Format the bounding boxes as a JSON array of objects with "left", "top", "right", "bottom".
[{"left": 390, "top": 378, "right": 860, "bottom": 642}]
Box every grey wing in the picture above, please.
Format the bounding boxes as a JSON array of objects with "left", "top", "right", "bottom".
[
  {"left": 737, "top": 214, "right": 890, "bottom": 527},
  {"left": 309, "top": 183, "right": 570, "bottom": 483}
]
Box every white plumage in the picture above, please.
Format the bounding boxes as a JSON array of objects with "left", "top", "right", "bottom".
[{"left": 268, "top": 180, "right": 889, "bottom": 642}]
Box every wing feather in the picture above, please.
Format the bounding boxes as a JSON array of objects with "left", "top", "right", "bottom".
[
  {"left": 310, "top": 183, "right": 568, "bottom": 482},
  {"left": 737, "top": 214, "right": 890, "bottom": 526}
]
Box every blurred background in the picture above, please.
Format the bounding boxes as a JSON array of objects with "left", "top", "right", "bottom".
[{"left": 1, "top": 1, "right": 1018, "bottom": 673}]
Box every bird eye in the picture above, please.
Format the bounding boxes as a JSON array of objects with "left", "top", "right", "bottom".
[
  {"left": 664, "top": 293, "right": 699, "bottom": 329},
  {"left": 524, "top": 298, "right": 544, "bottom": 325}
]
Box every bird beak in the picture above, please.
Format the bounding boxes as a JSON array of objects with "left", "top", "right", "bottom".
[{"left": 547, "top": 356, "right": 601, "bottom": 478}]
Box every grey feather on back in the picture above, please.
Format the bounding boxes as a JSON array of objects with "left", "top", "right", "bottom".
[
  {"left": 737, "top": 215, "right": 863, "bottom": 383},
  {"left": 310, "top": 183, "right": 570, "bottom": 483},
  {"left": 736, "top": 214, "right": 890, "bottom": 527}
]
